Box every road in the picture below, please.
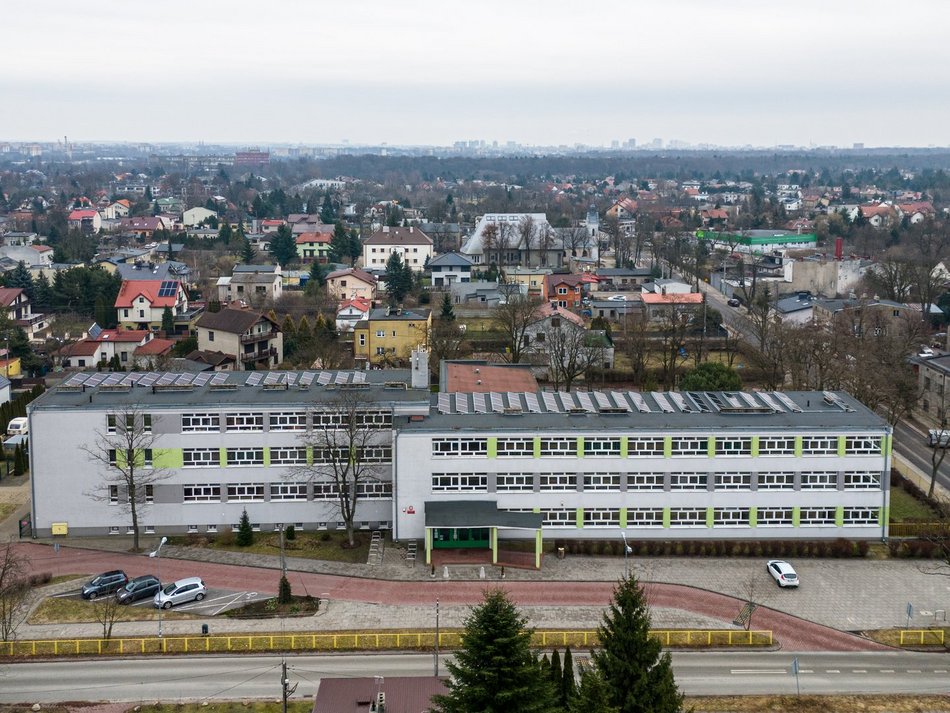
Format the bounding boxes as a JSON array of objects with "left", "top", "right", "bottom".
[
  {"left": 1, "top": 651, "right": 948, "bottom": 702},
  {"left": 892, "top": 418, "right": 950, "bottom": 495}
]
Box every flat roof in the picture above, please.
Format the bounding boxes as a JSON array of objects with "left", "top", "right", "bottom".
[{"left": 425, "top": 500, "right": 543, "bottom": 530}]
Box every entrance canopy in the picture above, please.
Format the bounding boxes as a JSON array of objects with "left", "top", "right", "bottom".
[{"left": 425, "top": 500, "right": 543, "bottom": 530}]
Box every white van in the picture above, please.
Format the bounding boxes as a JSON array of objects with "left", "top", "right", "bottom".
[{"left": 6, "top": 418, "right": 27, "bottom": 436}]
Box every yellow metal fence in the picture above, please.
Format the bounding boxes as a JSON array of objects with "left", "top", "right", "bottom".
[
  {"left": 0, "top": 629, "right": 772, "bottom": 658},
  {"left": 898, "top": 629, "right": 946, "bottom": 646}
]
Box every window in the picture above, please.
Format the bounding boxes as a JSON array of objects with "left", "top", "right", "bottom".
[
  {"left": 585, "top": 438, "right": 621, "bottom": 457},
  {"left": 801, "top": 436, "right": 837, "bottom": 456},
  {"left": 757, "top": 507, "right": 793, "bottom": 526},
  {"left": 109, "top": 485, "right": 119, "bottom": 504},
  {"left": 206, "top": 525, "right": 218, "bottom": 533},
  {"left": 182, "top": 413, "right": 220, "bottom": 433},
  {"left": 183, "top": 484, "right": 220, "bottom": 502},
  {"left": 376, "top": 330, "right": 385, "bottom": 338},
  {"left": 270, "top": 483, "right": 309, "bottom": 501},
  {"left": 270, "top": 447, "right": 308, "bottom": 466},
  {"left": 759, "top": 436, "right": 795, "bottom": 456},
  {"left": 670, "top": 472, "right": 707, "bottom": 491},
  {"left": 225, "top": 413, "right": 264, "bottom": 432},
  {"left": 670, "top": 437, "right": 707, "bottom": 457},
  {"left": 357, "top": 481, "right": 392, "bottom": 498},
  {"left": 845, "top": 436, "right": 881, "bottom": 455},
  {"left": 312, "top": 411, "right": 347, "bottom": 428},
  {"left": 628, "top": 437, "right": 664, "bottom": 457},
  {"left": 801, "top": 472, "right": 837, "bottom": 490},
  {"left": 843, "top": 471, "right": 880, "bottom": 490},
  {"left": 107, "top": 414, "right": 117, "bottom": 434},
  {"left": 714, "top": 472, "right": 751, "bottom": 491},
  {"left": 431, "top": 473, "right": 488, "bottom": 492},
  {"left": 628, "top": 508, "right": 663, "bottom": 527},
  {"left": 584, "top": 509, "right": 620, "bottom": 527},
  {"left": 541, "top": 508, "right": 575, "bottom": 527},
  {"left": 269, "top": 412, "right": 307, "bottom": 431},
  {"left": 357, "top": 446, "right": 392, "bottom": 463},
  {"left": 627, "top": 473, "right": 664, "bottom": 491},
  {"left": 313, "top": 482, "right": 338, "bottom": 500},
  {"left": 183, "top": 448, "right": 220, "bottom": 467},
  {"left": 109, "top": 526, "right": 120, "bottom": 535},
  {"left": 539, "top": 473, "right": 576, "bottom": 491},
  {"left": 714, "top": 508, "right": 750, "bottom": 526},
  {"left": 843, "top": 507, "right": 878, "bottom": 526},
  {"left": 716, "top": 437, "right": 751, "bottom": 456},
  {"left": 208, "top": 331, "right": 214, "bottom": 342},
  {"left": 145, "top": 484, "right": 153, "bottom": 503},
  {"left": 583, "top": 473, "right": 621, "bottom": 491},
  {"left": 432, "top": 438, "right": 488, "bottom": 458},
  {"left": 355, "top": 410, "right": 392, "bottom": 428},
  {"left": 187, "top": 525, "right": 199, "bottom": 533},
  {"left": 669, "top": 508, "right": 706, "bottom": 527},
  {"left": 539, "top": 438, "right": 575, "bottom": 457},
  {"left": 800, "top": 507, "right": 836, "bottom": 526},
  {"left": 496, "top": 473, "right": 534, "bottom": 492},
  {"left": 376, "top": 347, "right": 385, "bottom": 355},
  {"left": 227, "top": 484, "right": 265, "bottom": 501},
  {"left": 757, "top": 472, "right": 794, "bottom": 490},
  {"left": 497, "top": 438, "right": 534, "bottom": 457},
  {"left": 227, "top": 448, "right": 264, "bottom": 466},
  {"left": 143, "top": 414, "right": 152, "bottom": 433}
]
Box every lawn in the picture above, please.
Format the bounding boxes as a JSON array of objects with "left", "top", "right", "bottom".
[
  {"left": 29, "top": 596, "right": 197, "bottom": 625},
  {"left": 172, "top": 530, "right": 374, "bottom": 563},
  {"left": 889, "top": 487, "right": 941, "bottom": 522}
]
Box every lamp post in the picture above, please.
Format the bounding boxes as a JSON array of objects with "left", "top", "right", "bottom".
[
  {"left": 620, "top": 532, "right": 632, "bottom": 578},
  {"left": 149, "top": 536, "right": 168, "bottom": 637}
]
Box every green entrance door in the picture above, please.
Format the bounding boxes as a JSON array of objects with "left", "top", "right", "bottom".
[{"left": 432, "top": 527, "right": 490, "bottom": 549}]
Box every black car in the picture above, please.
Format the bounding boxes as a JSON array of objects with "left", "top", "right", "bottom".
[
  {"left": 727, "top": 298, "right": 741, "bottom": 307},
  {"left": 81, "top": 570, "right": 128, "bottom": 599},
  {"left": 115, "top": 574, "right": 161, "bottom": 604}
]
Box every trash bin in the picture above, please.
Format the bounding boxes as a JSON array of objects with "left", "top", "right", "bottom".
[
  {"left": 557, "top": 547, "right": 565, "bottom": 560},
  {"left": 201, "top": 623, "right": 209, "bottom": 635}
]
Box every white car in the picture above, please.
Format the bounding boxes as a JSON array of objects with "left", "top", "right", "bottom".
[
  {"left": 767, "top": 560, "right": 799, "bottom": 588},
  {"left": 607, "top": 294, "right": 628, "bottom": 301},
  {"left": 918, "top": 347, "right": 935, "bottom": 357}
]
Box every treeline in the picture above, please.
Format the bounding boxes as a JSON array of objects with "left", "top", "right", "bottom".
[{"left": 2, "top": 263, "right": 122, "bottom": 327}]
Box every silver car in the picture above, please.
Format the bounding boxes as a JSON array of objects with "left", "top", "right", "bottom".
[{"left": 153, "top": 576, "right": 207, "bottom": 609}]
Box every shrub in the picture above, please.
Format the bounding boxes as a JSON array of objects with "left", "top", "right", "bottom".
[
  {"left": 28, "top": 572, "right": 52, "bottom": 587},
  {"left": 285, "top": 525, "right": 296, "bottom": 541},
  {"left": 320, "top": 531, "right": 332, "bottom": 542},
  {"left": 278, "top": 575, "right": 292, "bottom": 604},
  {"left": 856, "top": 540, "right": 870, "bottom": 557},
  {"left": 236, "top": 508, "right": 254, "bottom": 547},
  {"left": 216, "top": 528, "right": 235, "bottom": 546}
]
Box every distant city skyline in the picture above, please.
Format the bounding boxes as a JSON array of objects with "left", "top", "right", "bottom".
[{"left": 4, "top": 0, "right": 949, "bottom": 148}]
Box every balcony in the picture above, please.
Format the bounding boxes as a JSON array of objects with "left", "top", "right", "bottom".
[
  {"left": 240, "top": 329, "right": 278, "bottom": 344},
  {"left": 241, "top": 347, "right": 277, "bottom": 363}
]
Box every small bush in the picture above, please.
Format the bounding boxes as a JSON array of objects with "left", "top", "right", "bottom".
[
  {"left": 285, "top": 525, "right": 296, "bottom": 541},
  {"left": 278, "top": 576, "right": 292, "bottom": 604},
  {"left": 28, "top": 572, "right": 52, "bottom": 587},
  {"left": 216, "top": 528, "right": 235, "bottom": 546},
  {"left": 856, "top": 541, "right": 870, "bottom": 557},
  {"left": 319, "top": 531, "right": 332, "bottom": 542}
]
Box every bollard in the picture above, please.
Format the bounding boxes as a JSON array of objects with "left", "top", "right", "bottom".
[{"left": 201, "top": 624, "right": 209, "bottom": 636}]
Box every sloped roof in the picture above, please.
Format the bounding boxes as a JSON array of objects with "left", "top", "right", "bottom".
[
  {"left": 0, "top": 287, "right": 23, "bottom": 307},
  {"left": 296, "top": 231, "right": 332, "bottom": 245},
  {"left": 196, "top": 306, "right": 275, "bottom": 333},
  {"left": 327, "top": 267, "right": 376, "bottom": 284},
  {"left": 114, "top": 280, "right": 181, "bottom": 308},
  {"left": 363, "top": 226, "right": 433, "bottom": 246},
  {"left": 428, "top": 252, "right": 472, "bottom": 267},
  {"left": 531, "top": 301, "right": 585, "bottom": 327},
  {"left": 134, "top": 338, "right": 174, "bottom": 355}
]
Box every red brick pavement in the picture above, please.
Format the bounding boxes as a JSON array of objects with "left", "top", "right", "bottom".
[{"left": 15, "top": 542, "right": 888, "bottom": 652}]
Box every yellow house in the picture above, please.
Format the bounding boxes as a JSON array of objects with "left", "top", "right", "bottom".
[
  {"left": 354, "top": 306, "right": 431, "bottom": 366},
  {"left": 0, "top": 356, "right": 21, "bottom": 378},
  {"left": 503, "top": 266, "right": 551, "bottom": 296}
]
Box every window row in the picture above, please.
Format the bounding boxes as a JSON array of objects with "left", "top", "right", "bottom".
[
  {"left": 429, "top": 470, "right": 882, "bottom": 492},
  {"left": 179, "top": 410, "right": 392, "bottom": 433},
  {"left": 182, "top": 481, "right": 392, "bottom": 502},
  {"left": 181, "top": 446, "right": 392, "bottom": 467},
  {"left": 510, "top": 507, "right": 879, "bottom": 528}
]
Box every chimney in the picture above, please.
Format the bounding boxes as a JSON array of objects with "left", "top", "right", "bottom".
[{"left": 411, "top": 348, "right": 429, "bottom": 389}]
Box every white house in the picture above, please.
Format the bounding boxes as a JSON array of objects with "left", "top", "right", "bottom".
[
  {"left": 428, "top": 252, "right": 473, "bottom": 287},
  {"left": 362, "top": 226, "right": 434, "bottom": 272},
  {"left": 182, "top": 207, "right": 217, "bottom": 227}
]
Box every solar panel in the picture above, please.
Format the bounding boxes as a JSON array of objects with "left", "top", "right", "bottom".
[
  {"left": 193, "top": 372, "right": 212, "bottom": 387},
  {"left": 138, "top": 373, "right": 160, "bottom": 387},
  {"left": 317, "top": 372, "right": 333, "bottom": 385},
  {"left": 103, "top": 373, "right": 124, "bottom": 385},
  {"left": 264, "top": 372, "right": 280, "bottom": 385},
  {"left": 608, "top": 392, "right": 631, "bottom": 411},
  {"left": 685, "top": 392, "right": 711, "bottom": 413},
  {"left": 157, "top": 280, "right": 178, "bottom": 297},
  {"left": 542, "top": 392, "right": 560, "bottom": 412},
  {"left": 437, "top": 393, "right": 452, "bottom": 414},
  {"left": 300, "top": 372, "right": 316, "bottom": 386},
  {"left": 285, "top": 372, "right": 298, "bottom": 385},
  {"left": 63, "top": 373, "right": 89, "bottom": 387},
  {"left": 351, "top": 371, "right": 366, "bottom": 383},
  {"left": 524, "top": 393, "right": 542, "bottom": 413},
  {"left": 157, "top": 373, "right": 176, "bottom": 386},
  {"left": 245, "top": 372, "right": 263, "bottom": 387},
  {"left": 594, "top": 392, "right": 613, "bottom": 410},
  {"left": 558, "top": 392, "right": 578, "bottom": 410},
  {"left": 756, "top": 392, "right": 784, "bottom": 412},
  {"left": 506, "top": 393, "right": 523, "bottom": 411},
  {"left": 738, "top": 392, "right": 760, "bottom": 408},
  {"left": 86, "top": 373, "right": 108, "bottom": 387},
  {"left": 174, "top": 373, "right": 194, "bottom": 385},
  {"left": 651, "top": 392, "right": 675, "bottom": 413},
  {"left": 628, "top": 392, "right": 651, "bottom": 413},
  {"left": 473, "top": 392, "right": 487, "bottom": 413},
  {"left": 668, "top": 392, "right": 689, "bottom": 412},
  {"left": 455, "top": 393, "right": 470, "bottom": 414},
  {"left": 335, "top": 372, "right": 351, "bottom": 384},
  {"left": 211, "top": 372, "right": 229, "bottom": 386},
  {"left": 489, "top": 392, "right": 505, "bottom": 412},
  {"left": 576, "top": 392, "right": 597, "bottom": 412}
]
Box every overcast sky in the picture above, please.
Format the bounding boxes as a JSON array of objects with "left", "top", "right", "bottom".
[{"left": 4, "top": 0, "right": 949, "bottom": 147}]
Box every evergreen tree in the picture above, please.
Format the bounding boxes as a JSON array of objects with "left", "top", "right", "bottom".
[
  {"left": 161, "top": 306, "right": 175, "bottom": 334},
  {"left": 592, "top": 574, "right": 684, "bottom": 713},
  {"left": 320, "top": 192, "right": 336, "bottom": 224},
  {"left": 32, "top": 273, "right": 53, "bottom": 311},
  {"left": 308, "top": 260, "right": 328, "bottom": 288},
  {"left": 549, "top": 648, "right": 563, "bottom": 692},
  {"left": 562, "top": 647, "right": 577, "bottom": 705},
  {"left": 13, "top": 443, "right": 24, "bottom": 476},
  {"left": 347, "top": 231, "right": 362, "bottom": 266},
  {"left": 240, "top": 235, "right": 256, "bottom": 263},
  {"left": 236, "top": 508, "right": 254, "bottom": 547},
  {"left": 278, "top": 575, "right": 293, "bottom": 604},
  {"left": 5, "top": 261, "right": 34, "bottom": 298},
  {"left": 384, "top": 252, "right": 410, "bottom": 305},
  {"left": 569, "top": 668, "right": 618, "bottom": 713},
  {"left": 439, "top": 293, "right": 456, "bottom": 321},
  {"left": 330, "top": 222, "right": 350, "bottom": 263},
  {"left": 218, "top": 222, "right": 233, "bottom": 245},
  {"left": 269, "top": 224, "right": 297, "bottom": 267},
  {"left": 433, "top": 589, "right": 558, "bottom": 713}
]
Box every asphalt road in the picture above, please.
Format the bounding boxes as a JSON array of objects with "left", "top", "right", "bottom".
[
  {"left": 892, "top": 418, "right": 950, "bottom": 494},
  {"left": 1, "top": 651, "right": 948, "bottom": 702}
]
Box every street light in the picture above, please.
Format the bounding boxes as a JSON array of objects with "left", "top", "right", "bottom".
[
  {"left": 149, "top": 536, "right": 168, "bottom": 637},
  {"left": 620, "top": 532, "right": 632, "bottom": 578}
]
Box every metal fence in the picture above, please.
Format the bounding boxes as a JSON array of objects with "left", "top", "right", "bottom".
[
  {"left": 0, "top": 628, "right": 773, "bottom": 658},
  {"left": 898, "top": 629, "right": 946, "bottom": 646}
]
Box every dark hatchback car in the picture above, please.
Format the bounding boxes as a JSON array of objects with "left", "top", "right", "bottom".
[
  {"left": 115, "top": 574, "right": 161, "bottom": 605},
  {"left": 81, "top": 570, "right": 128, "bottom": 599}
]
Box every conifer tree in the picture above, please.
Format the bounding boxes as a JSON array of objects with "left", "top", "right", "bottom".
[
  {"left": 236, "top": 508, "right": 254, "bottom": 547},
  {"left": 550, "top": 648, "right": 562, "bottom": 692},
  {"left": 433, "top": 589, "right": 558, "bottom": 713},
  {"left": 569, "top": 667, "right": 618, "bottom": 713},
  {"left": 562, "top": 646, "right": 577, "bottom": 705},
  {"left": 592, "top": 574, "right": 683, "bottom": 713},
  {"left": 439, "top": 292, "right": 455, "bottom": 321}
]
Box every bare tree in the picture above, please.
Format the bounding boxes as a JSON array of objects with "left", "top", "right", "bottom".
[
  {"left": 926, "top": 410, "right": 948, "bottom": 500},
  {"left": 481, "top": 222, "right": 498, "bottom": 266},
  {"left": 294, "top": 390, "right": 393, "bottom": 547},
  {"left": 427, "top": 319, "right": 471, "bottom": 375},
  {"left": 518, "top": 215, "right": 536, "bottom": 267},
  {"left": 537, "top": 223, "right": 556, "bottom": 267},
  {"left": 542, "top": 320, "right": 602, "bottom": 391},
  {"left": 81, "top": 406, "right": 171, "bottom": 552},
  {"left": 655, "top": 305, "right": 694, "bottom": 389},
  {"left": 620, "top": 314, "right": 651, "bottom": 387},
  {"left": 92, "top": 595, "right": 121, "bottom": 641},
  {"left": 496, "top": 222, "right": 515, "bottom": 267},
  {"left": 734, "top": 568, "right": 772, "bottom": 631},
  {"left": 0, "top": 541, "right": 30, "bottom": 641},
  {"left": 492, "top": 296, "right": 542, "bottom": 364},
  {"left": 561, "top": 225, "right": 589, "bottom": 260}
]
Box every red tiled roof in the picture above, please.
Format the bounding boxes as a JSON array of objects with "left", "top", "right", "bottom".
[
  {"left": 446, "top": 363, "right": 538, "bottom": 393},
  {"left": 93, "top": 329, "right": 151, "bottom": 344},
  {"left": 295, "top": 231, "right": 332, "bottom": 245},
  {"left": 641, "top": 292, "right": 704, "bottom": 305},
  {"left": 57, "top": 341, "right": 99, "bottom": 358},
  {"left": 337, "top": 297, "right": 372, "bottom": 313},
  {"left": 0, "top": 287, "right": 23, "bottom": 307},
  {"left": 134, "top": 338, "right": 174, "bottom": 355},
  {"left": 68, "top": 210, "right": 98, "bottom": 220},
  {"left": 532, "top": 301, "right": 586, "bottom": 327},
  {"left": 262, "top": 219, "right": 284, "bottom": 226},
  {"left": 114, "top": 280, "right": 181, "bottom": 308}
]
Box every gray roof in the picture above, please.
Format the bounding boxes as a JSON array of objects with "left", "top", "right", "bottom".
[
  {"left": 116, "top": 261, "right": 191, "bottom": 281},
  {"left": 196, "top": 307, "right": 275, "bottom": 333},
  {"left": 233, "top": 264, "right": 278, "bottom": 274},
  {"left": 595, "top": 267, "right": 653, "bottom": 277},
  {"left": 425, "top": 500, "right": 542, "bottom": 529},
  {"left": 775, "top": 294, "right": 814, "bottom": 314},
  {"left": 428, "top": 252, "right": 473, "bottom": 268}
]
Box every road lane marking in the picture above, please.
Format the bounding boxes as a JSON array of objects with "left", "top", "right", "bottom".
[
  {"left": 852, "top": 669, "right": 867, "bottom": 673},
  {"left": 826, "top": 669, "right": 840, "bottom": 673},
  {"left": 907, "top": 669, "right": 922, "bottom": 673},
  {"left": 934, "top": 669, "right": 948, "bottom": 673},
  {"left": 730, "top": 669, "right": 786, "bottom": 675},
  {"left": 880, "top": 669, "right": 895, "bottom": 673}
]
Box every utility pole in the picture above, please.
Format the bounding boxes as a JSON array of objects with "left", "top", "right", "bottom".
[
  {"left": 434, "top": 598, "right": 440, "bottom": 677},
  {"left": 279, "top": 525, "right": 287, "bottom": 578},
  {"left": 281, "top": 659, "right": 296, "bottom": 713}
]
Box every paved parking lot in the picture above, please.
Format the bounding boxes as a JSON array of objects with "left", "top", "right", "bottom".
[{"left": 51, "top": 584, "right": 271, "bottom": 616}]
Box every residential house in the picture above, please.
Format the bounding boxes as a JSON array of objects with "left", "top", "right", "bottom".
[
  {"left": 295, "top": 231, "right": 332, "bottom": 263},
  {"left": 183, "top": 349, "right": 237, "bottom": 371},
  {"left": 544, "top": 273, "right": 588, "bottom": 308},
  {"left": 460, "top": 213, "right": 561, "bottom": 268},
  {"left": 118, "top": 216, "right": 171, "bottom": 240},
  {"left": 335, "top": 297, "right": 372, "bottom": 333},
  {"left": 773, "top": 291, "right": 816, "bottom": 325},
  {"left": 0, "top": 245, "right": 54, "bottom": 270},
  {"left": 116, "top": 260, "right": 193, "bottom": 286},
  {"left": 182, "top": 207, "right": 217, "bottom": 227},
  {"left": 418, "top": 221, "right": 463, "bottom": 252},
  {"left": 640, "top": 291, "right": 704, "bottom": 322},
  {"left": 195, "top": 306, "right": 283, "bottom": 370},
  {"left": 0, "top": 286, "right": 49, "bottom": 339},
  {"left": 57, "top": 327, "right": 173, "bottom": 370},
  {"left": 427, "top": 252, "right": 473, "bottom": 287},
  {"left": 326, "top": 267, "right": 377, "bottom": 301},
  {"left": 897, "top": 201, "right": 935, "bottom": 224},
  {"left": 524, "top": 302, "right": 615, "bottom": 372},
  {"left": 594, "top": 267, "right": 653, "bottom": 291},
  {"left": 101, "top": 200, "right": 131, "bottom": 220},
  {"left": 154, "top": 197, "right": 183, "bottom": 215},
  {"left": 606, "top": 197, "right": 638, "bottom": 221},
  {"left": 286, "top": 214, "right": 331, "bottom": 235},
  {"left": 642, "top": 279, "right": 693, "bottom": 295},
  {"left": 0, "top": 232, "right": 38, "bottom": 247},
  {"left": 449, "top": 280, "right": 523, "bottom": 307},
  {"left": 362, "top": 226, "right": 434, "bottom": 272},
  {"left": 914, "top": 336, "right": 950, "bottom": 424},
  {"left": 67, "top": 209, "right": 101, "bottom": 234},
  {"left": 353, "top": 306, "right": 431, "bottom": 366},
  {"left": 114, "top": 279, "right": 190, "bottom": 331},
  {"left": 588, "top": 295, "right": 643, "bottom": 321},
  {"left": 504, "top": 266, "right": 551, "bottom": 296},
  {"left": 216, "top": 266, "right": 282, "bottom": 306},
  {"left": 259, "top": 219, "right": 285, "bottom": 234}
]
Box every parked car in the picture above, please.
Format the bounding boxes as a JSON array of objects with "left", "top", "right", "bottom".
[
  {"left": 766, "top": 560, "right": 799, "bottom": 588},
  {"left": 6, "top": 417, "right": 28, "bottom": 436},
  {"left": 918, "top": 346, "right": 935, "bottom": 357},
  {"left": 153, "top": 576, "right": 207, "bottom": 609},
  {"left": 81, "top": 570, "right": 129, "bottom": 599},
  {"left": 115, "top": 574, "right": 161, "bottom": 605},
  {"left": 928, "top": 429, "right": 950, "bottom": 448},
  {"left": 727, "top": 298, "right": 741, "bottom": 307}
]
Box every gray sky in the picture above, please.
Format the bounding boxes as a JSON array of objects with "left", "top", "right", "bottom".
[{"left": 4, "top": 0, "right": 949, "bottom": 147}]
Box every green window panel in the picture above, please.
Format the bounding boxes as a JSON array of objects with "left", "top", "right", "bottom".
[
  {"left": 837, "top": 436, "right": 846, "bottom": 457},
  {"left": 706, "top": 507, "right": 714, "bottom": 528},
  {"left": 749, "top": 506, "right": 757, "bottom": 528},
  {"left": 577, "top": 437, "right": 584, "bottom": 458},
  {"left": 576, "top": 508, "right": 583, "bottom": 528},
  {"left": 262, "top": 448, "right": 271, "bottom": 467},
  {"left": 663, "top": 436, "right": 672, "bottom": 458},
  {"left": 792, "top": 506, "right": 801, "bottom": 527},
  {"left": 707, "top": 436, "right": 715, "bottom": 458},
  {"left": 219, "top": 447, "right": 228, "bottom": 466},
  {"left": 751, "top": 436, "right": 759, "bottom": 458},
  {"left": 487, "top": 437, "right": 497, "bottom": 459},
  {"left": 879, "top": 506, "right": 887, "bottom": 527},
  {"left": 835, "top": 506, "right": 844, "bottom": 527},
  {"left": 794, "top": 436, "right": 803, "bottom": 457},
  {"left": 620, "top": 437, "right": 629, "bottom": 458},
  {"left": 151, "top": 448, "right": 183, "bottom": 469},
  {"left": 533, "top": 437, "right": 541, "bottom": 458},
  {"left": 662, "top": 508, "right": 671, "bottom": 528},
  {"left": 306, "top": 446, "right": 313, "bottom": 466},
  {"left": 619, "top": 508, "right": 627, "bottom": 529}
]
